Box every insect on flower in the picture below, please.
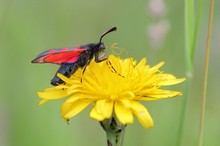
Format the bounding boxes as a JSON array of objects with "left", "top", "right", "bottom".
[{"left": 31, "top": 26, "right": 117, "bottom": 86}]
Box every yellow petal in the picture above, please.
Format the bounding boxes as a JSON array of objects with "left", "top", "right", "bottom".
[
  {"left": 83, "top": 76, "right": 101, "bottom": 93},
  {"left": 37, "top": 90, "right": 68, "bottom": 100},
  {"left": 67, "top": 89, "right": 83, "bottom": 95},
  {"left": 38, "top": 99, "right": 49, "bottom": 105},
  {"left": 119, "top": 99, "right": 131, "bottom": 108},
  {"left": 95, "top": 99, "right": 106, "bottom": 113},
  {"left": 135, "top": 96, "right": 161, "bottom": 101},
  {"left": 149, "top": 62, "right": 164, "bottom": 71},
  {"left": 147, "top": 89, "right": 183, "bottom": 98},
  {"left": 136, "top": 58, "right": 147, "bottom": 67},
  {"left": 63, "top": 99, "right": 92, "bottom": 119},
  {"left": 93, "top": 99, "right": 113, "bottom": 118},
  {"left": 44, "top": 85, "right": 68, "bottom": 91},
  {"left": 65, "top": 96, "right": 79, "bottom": 103},
  {"left": 103, "top": 100, "right": 114, "bottom": 118},
  {"left": 158, "top": 74, "right": 186, "bottom": 86},
  {"left": 159, "top": 78, "right": 186, "bottom": 85},
  {"left": 68, "top": 84, "right": 82, "bottom": 92},
  {"left": 108, "top": 55, "right": 121, "bottom": 71},
  {"left": 61, "top": 101, "right": 72, "bottom": 120},
  {"left": 90, "top": 106, "right": 106, "bottom": 121},
  {"left": 120, "top": 91, "right": 135, "bottom": 99},
  {"left": 131, "top": 101, "right": 154, "bottom": 128},
  {"left": 114, "top": 100, "right": 133, "bottom": 124},
  {"left": 57, "top": 73, "right": 73, "bottom": 84}
]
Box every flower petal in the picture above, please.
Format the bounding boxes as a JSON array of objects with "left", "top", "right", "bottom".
[
  {"left": 61, "top": 101, "right": 72, "bottom": 121},
  {"left": 63, "top": 99, "right": 92, "bottom": 119},
  {"left": 37, "top": 89, "right": 68, "bottom": 100},
  {"left": 57, "top": 73, "right": 73, "bottom": 84},
  {"left": 114, "top": 100, "right": 133, "bottom": 125},
  {"left": 149, "top": 62, "right": 164, "bottom": 71},
  {"left": 147, "top": 89, "right": 183, "bottom": 98},
  {"left": 120, "top": 91, "right": 135, "bottom": 99},
  {"left": 38, "top": 99, "right": 49, "bottom": 105},
  {"left": 136, "top": 58, "right": 147, "bottom": 67},
  {"left": 159, "top": 77, "right": 186, "bottom": 86},
  {"left": 90, "top": 106, "right": 105, "bottom": 121},
  {"left": 93, "top": 99, "right": 114, "bottom": 118},
  {"left": 103, "top": 100, "right": 114, "bottom": 118},
  {"left": 131, "top": 101, "right": 154, "bottom": 128}
]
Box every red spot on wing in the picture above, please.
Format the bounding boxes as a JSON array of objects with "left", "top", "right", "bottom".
[{"left": 32, "top": 47, "right": 86, "bottom": 64}]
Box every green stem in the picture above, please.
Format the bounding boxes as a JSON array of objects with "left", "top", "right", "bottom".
[
  {"left": 184, "top": 0, "right": 194, "bottom": 74},
  {"left": 191, "top": 0, "right": 204, "bottom": 62},
  {"left": 177, "top": 0, "right": 204, "bottom": 145},
  {"left": 198, "top": 0, "right": 214, "bottom": 146},
  {"left": 176, "top": 1, "right": 195, "bottom": 146},
  {"left": 100, "top": 117, "right": 126, "bottom": 146},
  {"left": 176, "top": 77, "right": 192, "bottom": 146}
]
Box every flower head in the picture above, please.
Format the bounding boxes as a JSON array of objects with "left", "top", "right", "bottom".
[{"left": 37, "top": 55, "right": 185, "bottom": 128}]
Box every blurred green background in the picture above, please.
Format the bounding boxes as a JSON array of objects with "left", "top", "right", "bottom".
[{"left": 0, "top": 0, "right": 219, "bottom": 146}]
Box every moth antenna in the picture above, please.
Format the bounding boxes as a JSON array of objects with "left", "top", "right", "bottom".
[{"left": 99, "top": 26, "right": 117, "bottom": 43}]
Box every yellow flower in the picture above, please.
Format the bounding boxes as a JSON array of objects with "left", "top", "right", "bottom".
[{"left": 37, "top": 55, "right": 185, "bottom": 128}]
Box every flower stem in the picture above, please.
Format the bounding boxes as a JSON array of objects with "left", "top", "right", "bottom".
[
  {"left": 184, "top": 0, "right": 194, "bottom": 74},
  {"left": 177, "top": 1, "right": 204, "bottom": 145},
  {"left": 100, "top": 117, "right": 126, "bottom": 146},
  {"left": 198, "top": 0, "right": 214, "bottom": 146}
]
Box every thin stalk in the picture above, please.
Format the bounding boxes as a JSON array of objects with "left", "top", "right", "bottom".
[
  {"left": 191, "top": 0, "right": 204, "bottom": 62},
  {"left": 184, "top": 0, "right": 194, "bottom": 74},
  {"left": 198, "top": 0, "right": 214, "bottom": 146},
  {"left": 176, "top": 78, "right": 192, "bottom": 146},
  {"left": 176, "top": 1, "right": 195, "bottom": 146},
  {"left": 177, "top": 0, "right": 204, "bottom": 145}
]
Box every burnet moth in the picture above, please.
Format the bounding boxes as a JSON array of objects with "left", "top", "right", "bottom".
[{"left": 31, "top": 26, "right": 117, "bottom": 86}]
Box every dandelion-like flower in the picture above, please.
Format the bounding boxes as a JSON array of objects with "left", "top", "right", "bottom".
[{"left": 37, "top": 55, "right": 185, "bottom": 128}]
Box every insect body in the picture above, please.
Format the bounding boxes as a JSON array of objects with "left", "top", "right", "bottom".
[{"left": 31, "top": 26, "right": 117, "bottom": 86}]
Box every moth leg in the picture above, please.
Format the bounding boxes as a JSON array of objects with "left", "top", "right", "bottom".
[
  {"left": 95, "top": 52, "right": 107, "bottom": 62},
  {"left": 80, "top": 60, "right": 92, "bottom": 82},
  {"left": 107, "top": 60, "right": 125, "bottom": 78}
]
